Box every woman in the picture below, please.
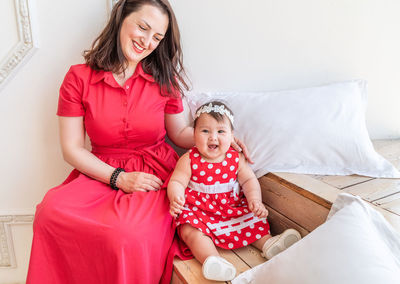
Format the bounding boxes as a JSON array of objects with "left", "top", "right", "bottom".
[{"left": 27, "top": 1, "right": 249, "bottom": 283}]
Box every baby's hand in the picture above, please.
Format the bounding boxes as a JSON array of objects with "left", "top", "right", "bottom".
[
  {"left": 169, "top": 195, "right": 185, "bottom": 218},
  {"left": 248, "top": 199, "right": 269, "bottom": 219}
]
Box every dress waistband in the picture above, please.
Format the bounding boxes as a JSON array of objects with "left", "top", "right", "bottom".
[{"left": 91, "top": 140, "right": 166, "bottom": 156}]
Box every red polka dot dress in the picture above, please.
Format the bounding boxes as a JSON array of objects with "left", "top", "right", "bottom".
[{"left": 176, "top": 147, "right": 270, "bottom": 249}]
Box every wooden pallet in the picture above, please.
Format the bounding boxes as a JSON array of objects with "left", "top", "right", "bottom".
[{"left": 172, "top": 139, "right": 400, "bottom": 283}]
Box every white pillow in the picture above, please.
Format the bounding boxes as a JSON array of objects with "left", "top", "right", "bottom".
[
  {"left": 232, "top": 193, "right": 400, "bottom": 284},
  {"left": 184, "top": 81, "right": 400, "bottom": 178}
]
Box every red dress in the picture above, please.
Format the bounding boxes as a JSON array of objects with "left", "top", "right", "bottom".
[
  {"left": 27, "top": 63, "right": 184, "bottom": 284},
  {"left": 177, "top": 147, "right": 270, "bottom": 249}
]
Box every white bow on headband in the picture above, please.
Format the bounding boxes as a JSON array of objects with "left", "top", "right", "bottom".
[{"left": 195, "top": 103, "right": 234, "bottom": 125}]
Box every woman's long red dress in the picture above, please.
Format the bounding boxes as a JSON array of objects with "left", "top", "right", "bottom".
[{"left": 26, "top": 63, "right": 184, "bottom": 284}]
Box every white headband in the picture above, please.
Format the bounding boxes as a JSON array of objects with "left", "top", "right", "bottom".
[{"left": 195, "top": 103, "right": 234, "bottom": 125}]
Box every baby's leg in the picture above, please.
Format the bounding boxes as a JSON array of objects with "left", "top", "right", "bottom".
[
  {"left": 179, "top": 224, "right": 218, "bottom": 263},
  {"left": 180, "top": 224, "right": 236, "bottom": 281},
  {"left": 252, "top": 229, "right": 301, "bottom": 260}
]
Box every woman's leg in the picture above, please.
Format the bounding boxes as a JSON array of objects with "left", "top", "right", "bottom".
[{"left": 179, "top": 224, "right": 219, "bottom": 263}]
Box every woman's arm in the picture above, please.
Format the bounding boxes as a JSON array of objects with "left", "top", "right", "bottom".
[
  {"left": 59, "top": 116, "right": 115, "bottom": 183},
  {"left": 59, "top": 117, "right": 162, "bottom": 192},
  {"left": 165, "top": 112, "right": 194, "bottom": 149}
]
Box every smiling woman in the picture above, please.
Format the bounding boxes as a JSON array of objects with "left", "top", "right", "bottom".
[{"left": 26, "top": 1, "right": 194, "bottom": 284}]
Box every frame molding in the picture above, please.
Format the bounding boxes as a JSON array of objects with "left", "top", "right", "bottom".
[
  {"left": 0, "top": 0, "right": 39, "bottom": 91},
  {"left": 0, "top": 214, "right": 34, "bottom": 269}
]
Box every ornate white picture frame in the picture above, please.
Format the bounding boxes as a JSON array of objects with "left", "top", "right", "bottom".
[{"left": 0, "top": 0, "right": 39, "bottom": 91}]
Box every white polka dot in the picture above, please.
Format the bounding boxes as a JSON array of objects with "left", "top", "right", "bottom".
[
  {"left": 207, "top": 176, "right": 213, "bottom": 182},
  {"left": 215, "top": 169, "right": 221, "bottom": 174},
  {"left": 256, "top": 234, "right": 261, "bottom": 239},
  {"left": 199, "top": 228, "right": 202, "bottom": 232},
  {"left": 212, "top": 201, "right": 217, "bottom": 205},
  {"left": 220, "top": 239, "right": 225, "bottom": 243},
  {"left": 209, "top": 204, "right": 214, "bottom": 209},
  {"left": 244, "top": 209, "right": 248, "bottom": 213},
  {"left": 222, "top": 161, "right": 228, "bottom": 166},
  {"left": 206, "top": 228, "right": 210, "bottom": 233},
  {"left": 246, "top": 232, "right": 251, "bottom": 237},
  {"left": 226, "top": 232, "right": 231, "bottom": 236},
  {"left": 230, "top": 165, "right": 235, "bottom": 171},
  {"left": 215, "top": 194, "right": 218, "bottom": 199},
  {"left": 237, "top": 210, "right": 242, "bottom": 215},
  {"left": 263, "top": 219, "right": 267, "bottom": 224},
  {"left": 229, "top": 178, "right": 234, "bottom": 183},
  {"left": 192, "top": 164, "right": 198, "bottom": 170},
  {"left": 259, "top": 227, "right": 264, "bottom": 231},
  {"left": 208, "top": 164, "right": 213, "bottom": 169},
  {"left": 243, "top": 240, "right": 248, "bottom": 246},
  {"left": 195, "top": 201, "right": 201, "bottom": 206},
  {"left": 216, "top": 211, "right": 221, "bottom": 215},
  {"left": 193, "top": 153, "right": 199, "bottom": 157},
  {"left": 237, "top": 229, "right": 242, "bottom": 234},
  {"left": 202, "top": 212, "right": 206, "bottom": 215},
  {"left": 234, "top": 236, "right": 239, "bottom": 241},
  {"left": 206, "top": 194, "right": 210, "bottom": 199},
  {"left": 221, "top": 199, "right": 227, "bottom": 204},
  {"left": 228, "top": 243, "right": 234, "bottom": 248},
  {"left": 183, "top": 214, "right": 187, "bottom": 218},
  {"left": 210, "top": 216, "right": 215, "bottom": 220},
  {"left": 219, "top": 206, "right": 223, "bottom": 210},
  {"left": 250, "top": 224, "right": 255, "bottom": 229},
  {"left": 215, "top": 181, "right": 220, "bottom": 185},
  {"left": 193, "top": 219, "right": 199, "bottom": 224},
  {"left": 193, "top": 206, "right": 198, "bottom": 211},
  {"left": 222, "top": 174, "right": 228, "bottom": 179},
  {"left": 200, "top": 171, "right": 206, "bottom": 176},
  {"left": 206, "top": 222, "right": 212, "bottom": 227},
  {"left": 235, "top": 157, "right": 239, "bottom": 163},
  {"left": 202, "top": 197, "right": 207, "bottom": 202},
  {"left": 200, "top": 158, "right": 205, "bottom": 163},
  {"left": 192, "top": 176, "right": 198, "bottom": 181},
  {"left": 215, "top": 239, "right": 219, "bottom": 244},
  {"left": 189, "top": 212, "right": 193, "bottom": 216},
  {"left": 227, "top": 209, "right": 233, "bottom": 214},
  {"left": 227, "top": 153, "right": 233, "bottom": 158}
]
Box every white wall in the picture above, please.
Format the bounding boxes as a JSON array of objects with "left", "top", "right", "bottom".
[{"left": 0, "top": 0, "right": 399, "bottom": 282}]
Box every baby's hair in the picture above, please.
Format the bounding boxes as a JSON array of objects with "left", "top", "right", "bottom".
[{"left": 193, "top": 101, "right": 234, "bottom": 130}]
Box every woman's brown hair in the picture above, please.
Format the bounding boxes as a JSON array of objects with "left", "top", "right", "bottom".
[{"left": 83, "top": 0, "right": 189, "bottom": 97}]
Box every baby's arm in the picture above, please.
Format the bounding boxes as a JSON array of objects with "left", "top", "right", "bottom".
[
  {"left": 167, "top": 152, "right": 192, "bottom": 218},
  {"left": 237, "top": 153, "right": 269, "bottom": 219}
]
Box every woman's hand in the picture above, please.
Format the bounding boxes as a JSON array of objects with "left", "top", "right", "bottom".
[
  {"left": 116, "top": 172, "right": 163, "bottom": 193},
  {"left": 231, "top": 137, "right": 254, "bottom": 164},
  {"left": 248, "top": 199, "right": 269, "bottom": 219},
  {"left": 169, "top": 194, "right": 185, "bottom": 218}
]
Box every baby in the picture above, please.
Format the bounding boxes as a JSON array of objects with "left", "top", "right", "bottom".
[{"left": 168, "top": 101, "right": 301, "bottom": 281}]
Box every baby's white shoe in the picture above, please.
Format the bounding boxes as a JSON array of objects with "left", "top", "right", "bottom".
[
  {"left": 202, "top": 255, "right": 236, "bottom": 281},
  {"left": 261, "top": 228, "right": 301, "bottom": 260}
]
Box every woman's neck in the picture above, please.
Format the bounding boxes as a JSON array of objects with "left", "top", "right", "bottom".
[{"left": 113, "top": 62, "right": 138, "bottom": 87}]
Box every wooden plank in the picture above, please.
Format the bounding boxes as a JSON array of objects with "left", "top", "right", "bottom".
[
  {"left": 310, "top": 174, "right": 373, "bottom": 189},
  {"left": 218, "top": 248, "right": 251, "bottom": 276},
  {"left": 265, "top": 204, "right": 309, "bottom": 237},
  {"left": 270, "top": 172, "right": 339, "bottom": 205},
  {"left": 259, "top": 174, "right": 330, "bottom": 232},
  {"left": 344, "top": 178, "right": 400, "bottom": 202},
  {"left": 232, "top": 246, "right": 265, "bottom": 269}
]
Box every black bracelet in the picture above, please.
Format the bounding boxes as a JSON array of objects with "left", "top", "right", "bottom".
[{"left": 110, "top": 168, "right": 125, "bottom": 190}]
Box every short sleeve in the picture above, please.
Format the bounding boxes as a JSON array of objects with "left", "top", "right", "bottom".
[
  {"left": 57, "top": 66, "right": 85, "bottom": 116},
  {"left": 165, "top": 92, "right": 183, "bottom": 114}
]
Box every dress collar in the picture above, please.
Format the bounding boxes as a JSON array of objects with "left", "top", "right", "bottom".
[{"left": 90, "top": 62, "right": 155, "bottom": 85}]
